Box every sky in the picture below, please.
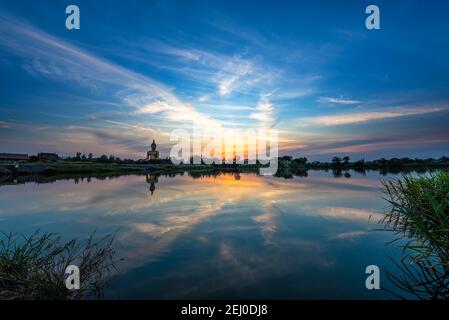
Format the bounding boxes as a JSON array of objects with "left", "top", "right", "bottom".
[{"left": 0, "top": 0, "right": 449, "bottom": 161}]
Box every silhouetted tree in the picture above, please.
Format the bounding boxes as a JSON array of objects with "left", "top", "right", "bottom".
[
  {"left": 331, "top": 156, "right": 342, "bottom": 166},
  {"left": 438, "top": 156, "right": 449, "bottom": 163},
  {"left": 98, "top": 155, "right": 109, "bottom": 163},
  {"left": 354, "top": 158, "right": 365, "bottom": 167},
  {"left": 294, "top": 157, "right": 308, "bottom": 166}
]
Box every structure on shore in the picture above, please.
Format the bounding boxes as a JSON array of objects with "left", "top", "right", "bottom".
[
  {"left": 146, "top": 139, "right": 160, "bottom": 160},
  {"left": 0, "top": 153, "right": 29, "bottom": 161},
  {"left": 37, "top": 153, "right": 59, "bottom": 161}
]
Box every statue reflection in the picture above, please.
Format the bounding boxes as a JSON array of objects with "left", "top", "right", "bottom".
[{"left": 146, "top": 173, "right": 160, "bottom": 196}]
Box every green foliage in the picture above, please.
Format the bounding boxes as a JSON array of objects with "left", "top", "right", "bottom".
[
  {"left": 381, "top": 171, "right": 449, "bottom": 299},
  {"left": 331, "top": 156, "right": 342, "bottom": 165},
  {"left": 293, "top": 157, "right": 308, "bottom": 166},
  {"left": 382, "top": 171, "right": 449, "bottom": 263}
]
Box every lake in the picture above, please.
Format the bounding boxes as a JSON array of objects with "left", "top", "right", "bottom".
[{"left": 0, "top": 170, "right": 415, "bottom": 299}]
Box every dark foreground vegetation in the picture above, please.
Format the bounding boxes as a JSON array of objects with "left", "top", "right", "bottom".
[
  {"left": 381, "top": 171, "right": 449, "bottom": 299},
  {"left": 0, "top": 231, "right": 115, "bottom": 300},
  {"left": 278, "top": 155, "right": 449, "bottom": 170}
]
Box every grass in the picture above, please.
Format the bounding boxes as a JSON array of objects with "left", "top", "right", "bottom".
[
  {"left": 381, "top": 171, "right": 449, "bottom": 299},
  {"left": 0, "top": 231, "right": 115, "bottom": 300},
  {"left": 382, "top": 171, "right": 449, "bottom": 264}
]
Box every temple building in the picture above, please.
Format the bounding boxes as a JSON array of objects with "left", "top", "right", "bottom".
[{"left": 146, "top": 139, "right": 160, "bottom": 160}]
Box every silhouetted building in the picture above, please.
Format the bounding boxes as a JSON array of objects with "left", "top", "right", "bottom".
[
  {"left": 38, "top": 153, "right": 59, "bottom": 161},
  {"left": 146, "top": 139, "right": 160, "bottom": 160},
  {"left": 0, "top": 153, "right": 29, "bottom": 161}
]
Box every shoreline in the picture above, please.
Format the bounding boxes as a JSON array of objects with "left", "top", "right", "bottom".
[
  {"left": 0, "top": 161, "right": 448, "bottom": 180},
  {"left": 0, "top": 162, "right": 263, "bottom": 177},
  {"left": 1, "top": 161, "right": 449, "bottom": 176}
]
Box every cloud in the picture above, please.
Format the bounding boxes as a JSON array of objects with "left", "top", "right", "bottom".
[
  {"left": 307, "top": 134, "right": 449, "bottom": 155},
  {"left": 198, "top": 95, "right": 210, "bottom": 102},
  {"left": 118, "top": 38, "right": 278, "bottom": 98},
  {"left": 0, "top": 121, "right": 11, "bottom": 128},
  {"left": 277, "top": 127, "right": 449, "bottom": 158},
  {"left": 0, "top": 14, "right": 285, "bottom": 140},
  {"left": 216, "top": 58, "right": 254, "bottom": 96},
  {"left": 312, "top": 207, "right": 382, "bottom": 221},
  {"left": 249, "top": 94, "right": 276, "bottom": 127},
  {"left": 0, "top": 13, "right": 223, "bottom": 131},
  {"left": 132, "top": 99, "right": 221, "bottom": 130},
  {"left": 300, "top": 106, "right": 444, "bottom": 126},
  {"left": 0, "top": 15, "right": 168, "bottom": 98},
  {"left": 330, "top": 230, "right": 370, "bottom": 240},
  {"left": 0, "top": 120, "right": 166, "bottom": 158},
  {"left": 318, "top": 97, "right": 360, "bottom": 105},
  {"left": 272, "top": 88, "right": 314, "bottom": 100}
]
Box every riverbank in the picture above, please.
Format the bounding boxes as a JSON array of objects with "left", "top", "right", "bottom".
[
  {"left": 1, "top": 160, "right": 449, "bottom": 178},
  {"left": 0, "top": 162, "right": 263, "bottom": 177}
]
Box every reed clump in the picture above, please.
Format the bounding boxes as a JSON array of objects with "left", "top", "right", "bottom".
[
  {"left": 0, "top": 231, "right": 115, "bottom": 300},
  {"left": 381, "top": 171, "right": 449, "bottom": 299}
]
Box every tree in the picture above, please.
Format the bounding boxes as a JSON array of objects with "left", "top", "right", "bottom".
[
  {"left": 438, "top": 156, "right": 449, "bottom": 163},
  {"left": 354, "top": 158, "right": 366, "bottom": 167},
  {"left": 75, "top": 152, "right": 82, "bottom": 161},
  {"left": 88, "top": 153, "right": 93, "bottom": 160},
  {"left": 81, "top": 153, "right": 87, "bottom": 161},
  {"left": 98, "top": 155, "right": 108, "bottom": 163},
  {"left": 343, "top": 156, "right": 350, "bottom": 165},
  {"left": 294, "top": 157, "right": 308, "bottom": 166},
  {"left": 331, "top": 156, "right": 342, "bottom": 166}
]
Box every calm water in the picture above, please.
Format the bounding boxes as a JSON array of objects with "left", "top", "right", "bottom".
[{"left": 0, "top": 170, "right": 411, "bottom": 299}]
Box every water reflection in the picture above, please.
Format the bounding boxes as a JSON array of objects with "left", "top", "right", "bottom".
[
  {"left": 0, "top": 166, "right": 438, "bottom": 187},
  {"left": 0, "top": 169, "right": 437, "bottom": 299}
]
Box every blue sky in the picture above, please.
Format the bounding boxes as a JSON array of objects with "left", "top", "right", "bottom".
[{"left": 1, "top": 0, "right": 449, "bottom": 160}]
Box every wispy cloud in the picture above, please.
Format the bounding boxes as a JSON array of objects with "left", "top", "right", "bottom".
[
  {"left": 330, "top": 230, "right": 370, "bottom": 240},
  {"left": 0, "top": 13, "right": 226, "bottom": 131},
  {"left": 312, "top": 207, "right": 382, "bottom": 221},
  {"left": 300, "top": 106, "right": 444, "bottom": 126},
  {"left": 272, "top": 88, "right": 314, "bottom": 100},
  {"left": 0, "top": 121, "right": 11, "bottom": 128},
  {"left": 318, "top": 97, "right": 360, "bottom": 105},
  {"left": 278, "top": 127, "right": 449, "bottom": 158},
  {"left": 116, "top": 37, "right": 279, "bottom": 98},
  {"left": 198, "top": 95, "right": 210, "bottom": 102},
  {"left": 249, "top": 94, "right": 276, "bottom": 128}
]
